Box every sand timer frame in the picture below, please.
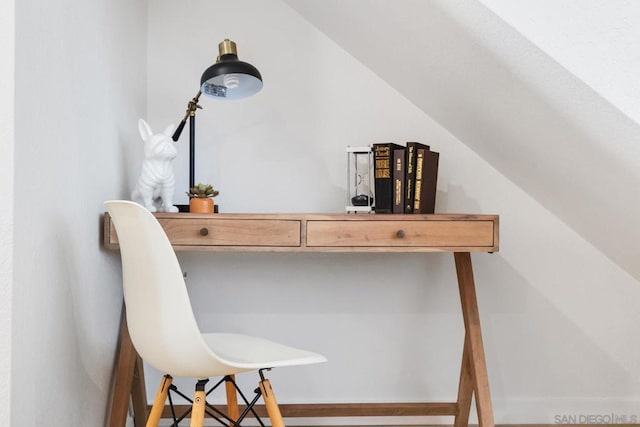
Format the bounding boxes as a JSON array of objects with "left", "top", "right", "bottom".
[{"left": 346, "top": 146, "right": 375, "bottom": 213}]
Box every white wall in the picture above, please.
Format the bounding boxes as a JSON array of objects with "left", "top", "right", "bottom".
[
  {"left": 0, "top": 0, "right": 15, "bottom": 424},
  {"left": 12, "top": 0, "right": 147, "bottom": 424},
  {"left": 480, "top": 0, "right": 640, "bottom": 125},
  {"left": 149, "top": 1, "right": 640, "bottom": 424},
  {"left": 432, "top": 0, "right": 640, "bottom": 283}
]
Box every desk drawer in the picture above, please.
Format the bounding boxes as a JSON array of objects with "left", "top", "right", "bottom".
[
  {"left": 306, "top": 220, "right": 495, "bottom": 248},
  {"left": 158, "top": 218, "right": 301, "bottom": 247}
]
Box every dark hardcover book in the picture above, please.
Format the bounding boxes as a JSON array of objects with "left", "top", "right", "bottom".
[
  {"left": 413, "top": 148, "right": 440, "bottom": 214},
  {"left": 373, "top": 143, "right": 404, "bottom": 213},
  {"left": 404, "top": 142, "right": 430, "bottom": 213},
  {"left": 392, "top": 147, "right": 406, "bottom": 214}
]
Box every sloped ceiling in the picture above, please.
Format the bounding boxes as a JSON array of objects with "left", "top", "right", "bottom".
[{"left": 284, "top": 0, "right": 640, "bottom": 281}]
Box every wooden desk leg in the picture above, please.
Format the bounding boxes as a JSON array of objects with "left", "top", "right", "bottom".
[
  {"left": 109, "top": 310, "right": 148, "bottom": 427},
  {"left": 131, "top": 356, "right": 148, "bottom": 426},
  {"left": 454, "top": 334, "right": 473, "bottom": 427},
  {"left": 454, "top": 252, "right": 495, "bottom": 427}
]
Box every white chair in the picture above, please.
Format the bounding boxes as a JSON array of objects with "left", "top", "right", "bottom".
[{"left": 105, "top": 200, "right": 326, "bottom": 427}]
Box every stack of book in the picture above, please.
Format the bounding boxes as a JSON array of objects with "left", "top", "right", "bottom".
[{"left": 373, "top": 142, "right": 439, "bottom": 214}]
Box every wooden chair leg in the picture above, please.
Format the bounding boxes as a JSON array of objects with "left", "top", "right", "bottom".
[
  {"left": 190, "top": 380, "right": 208, "bottom": 427},
  {"left": 146, "top": 375, "right": 173, "bottom": 427},
  {"left": 225, "top": 375, "right": 240, "bottom": 426},
  {"left": 259, "top": 379, "right": 285, "bottom": 427}
]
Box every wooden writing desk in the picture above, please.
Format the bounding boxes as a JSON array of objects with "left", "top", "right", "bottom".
[{"left": 104, "top": 213, "right": 499, "bottom": 427}]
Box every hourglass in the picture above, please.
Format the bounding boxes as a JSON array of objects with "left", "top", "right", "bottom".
[{"left": 346, "top": 146, "right": 374, "bottom": 213}]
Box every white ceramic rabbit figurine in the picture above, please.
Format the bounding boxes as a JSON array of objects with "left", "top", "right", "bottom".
[{"left": 131, "top": 119, "right": 179, "bottom": 213}]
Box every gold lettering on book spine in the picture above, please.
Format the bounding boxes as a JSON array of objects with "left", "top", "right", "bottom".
[
  {"left": 374, "top": 146, "right": 391, "bottom": 178},
  {"left": 375, "top": 163, "right": 390, "bottom": 178},
  {"left": 414, "top": 152, "right": 424, "bottom": 210}
]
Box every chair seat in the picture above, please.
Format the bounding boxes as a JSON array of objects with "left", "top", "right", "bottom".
[{"left": 202, "top": 333, "right": 327, "bottom": 372}]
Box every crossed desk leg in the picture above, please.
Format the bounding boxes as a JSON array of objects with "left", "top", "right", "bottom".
[
  {"left": 454, "top": 252, "right": 495, "bottom": 427},
  {"left": 109, "top": 311, "right": 147, "bottom": 427}
]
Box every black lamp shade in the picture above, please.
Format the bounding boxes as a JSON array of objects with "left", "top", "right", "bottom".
[{"left": 200, "top": 54, "right": 263, "bottom": 100}]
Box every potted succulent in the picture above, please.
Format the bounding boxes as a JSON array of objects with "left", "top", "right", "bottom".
[{"left": 187, "top": 183, "right": 219, "bottom": 213}]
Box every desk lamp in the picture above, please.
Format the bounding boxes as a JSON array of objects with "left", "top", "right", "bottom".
[{"left": 172, "top": 39, "right": 263, "bottom": 211}]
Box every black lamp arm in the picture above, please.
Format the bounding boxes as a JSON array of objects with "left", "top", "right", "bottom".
[{"left": 172, "top": 91, "right": 203, "bottom": 142}]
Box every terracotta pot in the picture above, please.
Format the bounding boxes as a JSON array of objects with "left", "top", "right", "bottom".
[{"left": 189, "top": 197, "right": 214, "bottom": 213}]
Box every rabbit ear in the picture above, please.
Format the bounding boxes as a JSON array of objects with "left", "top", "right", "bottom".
[
  {"left": 138, "top": 118, "right": 153, "bottom": 141},
  {"left": 163, "top": 123, "right": 176, "bottom": 138}
]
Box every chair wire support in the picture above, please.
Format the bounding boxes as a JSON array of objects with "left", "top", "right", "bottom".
[{"left": 165, "top": 374, "right": 269, "bottom": 427}]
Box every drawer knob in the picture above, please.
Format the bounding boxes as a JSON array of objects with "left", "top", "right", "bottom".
[
  {"left": 199, "top": 227, "right": 209, "bottom": 236},
  {"left": 396, "top": 230, "right": 405, "bottom": 238}
]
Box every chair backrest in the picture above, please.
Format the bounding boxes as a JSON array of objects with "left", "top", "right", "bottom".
[{"left": 105, "top": 200, "right": 218, "bottom": 377}]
